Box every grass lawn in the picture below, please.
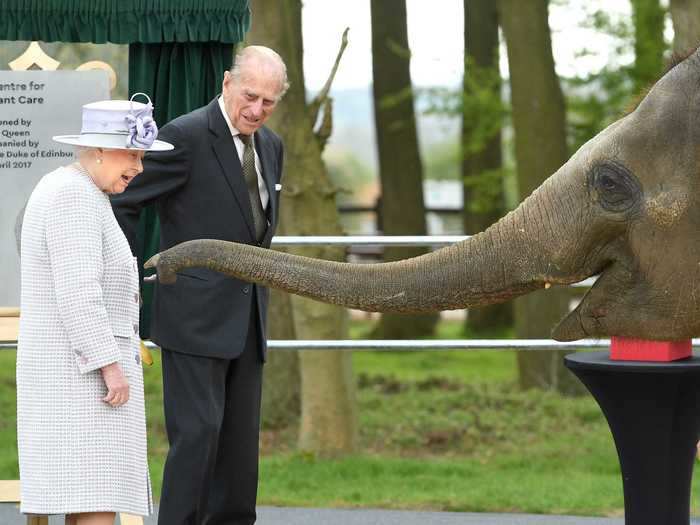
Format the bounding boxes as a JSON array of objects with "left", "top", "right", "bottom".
[{"left": 2, "top": 319, "right": 700, "bottom": 516}]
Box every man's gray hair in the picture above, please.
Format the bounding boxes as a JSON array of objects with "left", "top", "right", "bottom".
[{"left": 229, "top": 46, "right": 290, "bottom": 100}]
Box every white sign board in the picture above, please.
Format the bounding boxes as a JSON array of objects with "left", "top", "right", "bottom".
[{"left": 0, "top": 70, "right": 110, "bottom": 306}]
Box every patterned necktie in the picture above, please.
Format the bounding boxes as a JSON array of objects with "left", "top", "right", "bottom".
[{"left": 239, "top": 134, "right": 266, "bottom": 241}]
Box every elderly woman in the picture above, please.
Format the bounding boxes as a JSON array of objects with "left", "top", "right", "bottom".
[{"left": 17, "top": 95, "right": 172, "bottom": 525}]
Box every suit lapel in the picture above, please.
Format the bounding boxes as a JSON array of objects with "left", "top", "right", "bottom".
[{"left": 208, "top": 99, "right": 257, "bottom": 240}]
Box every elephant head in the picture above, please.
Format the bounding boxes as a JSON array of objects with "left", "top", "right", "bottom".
[{"left": 146, "top": 48, "right": 700, "bottom": 342}]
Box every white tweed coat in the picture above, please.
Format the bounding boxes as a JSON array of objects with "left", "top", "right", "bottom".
[{"left": 17, "top": 163, "right": 152, "bottom": 516}]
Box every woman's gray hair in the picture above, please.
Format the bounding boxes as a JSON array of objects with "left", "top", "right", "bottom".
[
  {"left": 74, "top": 145, "right": 97, "bottom": 159},
  {"left": 229, "top": 46, "right": 290, "bottom": 100}
]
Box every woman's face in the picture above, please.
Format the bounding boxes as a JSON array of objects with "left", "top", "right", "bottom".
[{"left": 94, "top": 148, "right": 145, "bottom": 194}]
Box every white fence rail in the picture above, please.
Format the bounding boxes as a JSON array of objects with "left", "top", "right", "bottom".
[
  {"left": 1, "top": 235, "right": 603, "bottom": 349},
  {"left": 4, "top": 339, "right": 700, "bottom": 351}
]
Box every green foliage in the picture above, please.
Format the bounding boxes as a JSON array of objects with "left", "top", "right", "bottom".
[
  {"left": 422, "top": 141, "right": 460, "bottom": 181},
  {"left": 562, "top": 8, "right": 635, "bottom": 152},
  {"left": 587, "top": 7, "right": 635, "bottom": 42},
  {"left": 630, "top": 0, "right": 668, "bottom": 92},
  {"left": 463, "top": 167, "right": 510, "bottom": 214},
  {"left": 420, "top": 141, "right": 512, "bottom": 216},
  {"left": 563, "top": 67, "right": 634, "bottom": 153},
  {"left": 564, "top": 4, "right": 671, "bottom": 153},
  {"left": 421, "top": 59, "right": 507, "bottom": 158},
  {"left": 324, "top": 149, "right": 376, "bottom": 233},
  {"left": 419, "top": 58, "right": 509, "bottom": 213},
  {"left": 324, "top": 149, "right": 375, "bottom": 205},
  {"left": 462, "top": 63, "right": 507, "bottom": 159}
]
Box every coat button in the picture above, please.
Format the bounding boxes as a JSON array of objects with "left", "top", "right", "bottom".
[
  {"left": 135, "top": 354, "right": 141, "bottom": 364},
  {"left": 242, "top": 285, "right": 250, "bottom": 294},
  {"left": 133, "top": 324, "right": 139, "bottom": 334},
  {"left": 74, "top": 349, "right": 82, "bottom": 356},
  {"left": 134, "top": 293, "right": 139, "bottom": 304}
]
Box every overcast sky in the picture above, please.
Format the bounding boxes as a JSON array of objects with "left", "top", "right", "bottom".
[{"left": 301, "top": 0, "right": 665, "bottom": 91}]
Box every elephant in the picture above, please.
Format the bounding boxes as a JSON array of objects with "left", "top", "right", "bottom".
[{"left": 145, "top": 47, "right": 700, "bottom": 343}]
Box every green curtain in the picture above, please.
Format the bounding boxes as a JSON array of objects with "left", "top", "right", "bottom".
[
  {"left": 0, "top": 1, "right": 250, "bottom": 43},
  {"left": 0, "top": 0, "right": 248, "bottom": 334},
  {"left": 128, "top": 42, "right": 233, "bottom": 337}
]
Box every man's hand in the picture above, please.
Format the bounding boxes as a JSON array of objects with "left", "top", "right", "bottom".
[{"left": 101, "top": 362, "right": 130, "bottom": 407}]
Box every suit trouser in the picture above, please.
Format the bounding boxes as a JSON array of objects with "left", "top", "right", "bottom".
[{"left": 157, "top": 306, "right": 264, "bottom": 525}]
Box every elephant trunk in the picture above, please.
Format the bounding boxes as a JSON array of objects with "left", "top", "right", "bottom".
[{"left": 147, "top": 172, "right": 594, "bottom": 313}]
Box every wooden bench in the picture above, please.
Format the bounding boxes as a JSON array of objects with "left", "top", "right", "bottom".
[
  {"left": 0, "top": 480, "right": 143, "bottom": 524},
  {"left": 0, "top": 307, "right": 19, "bottom": 343}
]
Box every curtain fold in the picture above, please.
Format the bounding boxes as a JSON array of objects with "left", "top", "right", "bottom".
[
  {"left": 128, "top": 42, "right": 234, "bottom": 337},
  {"left": 0, "top": 0, "right": 250, "bottom": 43}
]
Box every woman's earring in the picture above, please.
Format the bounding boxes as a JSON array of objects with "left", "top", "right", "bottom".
[{"left": 96, "top": 158, "right": 103, "bottom": 164}]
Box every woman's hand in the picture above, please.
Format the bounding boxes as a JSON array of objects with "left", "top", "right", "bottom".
[{"left": 100, "top": 362, "right": 130, "bottom": 407}]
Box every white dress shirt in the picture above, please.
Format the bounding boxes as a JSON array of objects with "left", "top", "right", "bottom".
[{"left": 218, "top": 96, "right": 270, "bottom": 210}]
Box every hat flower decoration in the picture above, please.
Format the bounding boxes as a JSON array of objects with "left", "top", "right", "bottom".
[
  {"left": 125, "top": 94, "right": 158, "bottom": 149},
  {"left": 53, "top": 92, "right": 173, "bottom": 152}
]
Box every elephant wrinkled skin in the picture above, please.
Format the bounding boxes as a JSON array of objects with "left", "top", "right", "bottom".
[{"left": 146, "top": 48, "right": 700, "bottom": 342}]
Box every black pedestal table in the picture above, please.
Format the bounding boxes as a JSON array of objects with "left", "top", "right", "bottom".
[{"left": 565, "top": 351, "right": 700, "bottom": 525}]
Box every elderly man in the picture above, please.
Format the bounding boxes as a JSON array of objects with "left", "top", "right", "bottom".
[{"left": 111, "top": 46, "right": 288, "bottom": 525}]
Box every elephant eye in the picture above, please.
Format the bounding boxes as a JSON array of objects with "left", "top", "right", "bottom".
[
  {"left": 599, "top": 174, "right": 618, "bottom": 190},
  {"left": 590, "top": 162, "right": 641, "bottom": 213}
]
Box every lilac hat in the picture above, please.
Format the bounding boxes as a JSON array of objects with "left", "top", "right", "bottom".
[{"left": 52, "top": 93, "right": 173, "bottom": 152}]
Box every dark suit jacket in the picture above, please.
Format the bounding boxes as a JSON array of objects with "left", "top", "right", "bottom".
[{"left": 111, "top": 98, "right": 284, "bottom": 360}]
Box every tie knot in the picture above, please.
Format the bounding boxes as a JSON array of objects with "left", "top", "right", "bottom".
[{"left": 239, "top": 133, "right": 253, "bottom": 146}]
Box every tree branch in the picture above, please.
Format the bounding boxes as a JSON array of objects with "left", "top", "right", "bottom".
[
  {"left": 309, "top": 27, "right": 349, "bottom": 137},
  {"left": 316, "top": 97, "right": 334, "bottom": 152}
]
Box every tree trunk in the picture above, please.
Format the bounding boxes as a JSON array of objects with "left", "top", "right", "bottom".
[
  {"left": 248, "top": 0, "right": 358, "bottom": 455},
  {"left": 261, "top": 289, "right": 300, "bottom": 429},
  {"left": 462, "top": 0, "right": 512, "bottom": 334},
  {"left": 370, "top": 0, "right": 438, "bottom": 339},
  {"left": 670, "top": 0, "right": 700, "bottom": 54},
  {"left": 630, "top": 0, "right": 666, "bottom": 92},
  {"left": 499, "top": 0, "right": 581, "bottom": 394}
]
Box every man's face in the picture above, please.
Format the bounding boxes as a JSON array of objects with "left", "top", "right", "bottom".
[{"left": 222, "top": 66, "right": 281, "bottom": 135}]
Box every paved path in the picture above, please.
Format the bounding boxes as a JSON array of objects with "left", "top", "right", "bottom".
[
  {"left": 3, "top": 504, "right": 700, "bottom": 524},
  {"left": 256, "top": 507, "right": 625, "bottom": 524},
  {"left": 0, "top": 504, "right": 657, "bottom": 524}
]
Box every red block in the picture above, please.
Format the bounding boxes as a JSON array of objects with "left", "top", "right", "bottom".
[{"left": 610, "top": 337, "right": 692, "bottom": 362}]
